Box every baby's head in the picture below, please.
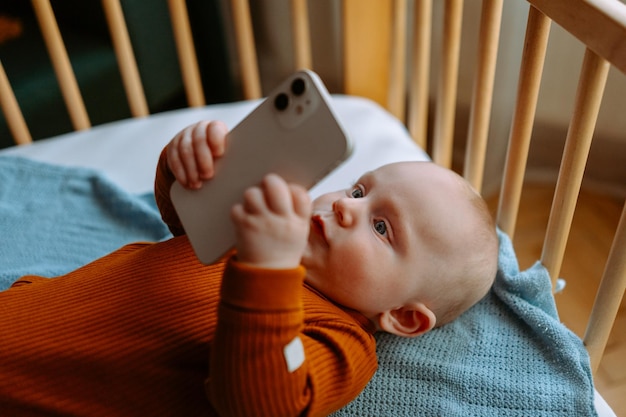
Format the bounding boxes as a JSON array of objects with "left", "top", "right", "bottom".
[{"left": 302, "top": 161, "right": 498, "bottom": 337}]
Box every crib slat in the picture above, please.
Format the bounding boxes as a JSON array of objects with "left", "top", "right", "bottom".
[
  {"left": 102, "top": 0, "right": 149, "bottom": 117},
  {"left": 0, "top": 61, "right": 32, "bottom": 145},
  {"left": 31, "top": 0, "right": 90, "bottom": 131},
  {"left": 496, "top": 6, "right": 551, "bottom": 239},
  {"left": 168, "top": 0, "right": 206, "bottom": 107},
  {"left": 541, "top": 49, "right": 610, "bottom": 287},
  {"left": 584, "top": 202, "right": 626, "bottom": 373},
  {"left": 387, "top": 0, "right": 408, "bottom": 121},
  {"left": 463, "top": 0, "right": 503, "bottom": 193},
  {"left": 529, "top": 0, "right": 626, "bottom": 75},
  {"left": 230, "top": 0, "right": 262, "bottom": 99},
  {"left": 407, "top": 0, "right": 432, "bottom": 148},
  {"left": 291, "top": 0, "right": 312, "bottom": 70},
  {"left": 431, "top": 0, "right": 463, "bottom": 169}
]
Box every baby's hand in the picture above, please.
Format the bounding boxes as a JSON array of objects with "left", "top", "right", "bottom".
[
  {"left": 231, "top": 174, "right": 311, "bottom": 269},
  {"left": 166, "top": 120, "right": 228, "bottom": 189}
]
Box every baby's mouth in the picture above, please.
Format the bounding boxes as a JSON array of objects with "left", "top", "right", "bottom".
[{"left": 311, "top": 215, "right": 328, "bottom": 245}]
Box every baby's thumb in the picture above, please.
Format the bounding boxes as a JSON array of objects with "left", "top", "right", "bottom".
[
  {"left": 206, "top": 121, "right": 229, "bottom": 157},
  {"left": 289, "top": 184, "right": 311, "bottom": 218},
  {"left": 289, "top": 184, "right": 312, "bottom": 217}
]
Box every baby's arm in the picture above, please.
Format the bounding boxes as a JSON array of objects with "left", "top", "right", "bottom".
[
  {"left": 209, "top": 262, "right": 377, "bottom": 416},
  {"left": 209, "top": 177, "right": 376, "bottom": 416},
  {"left": 154, "top": 120, "right": 228, "bottom": 236}
]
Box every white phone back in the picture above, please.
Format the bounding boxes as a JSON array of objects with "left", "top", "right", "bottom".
[{"left": 170, "top": 70, "right": 352, "bottom": 264}]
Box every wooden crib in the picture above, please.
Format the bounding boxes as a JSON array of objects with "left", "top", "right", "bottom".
[{"left": 1, "top": 0, "right": 624, "bottom": 415}]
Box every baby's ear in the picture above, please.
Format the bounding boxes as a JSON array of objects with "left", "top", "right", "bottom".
[{"left": 377, "top": 302, "right": 436, "bottom": 338}]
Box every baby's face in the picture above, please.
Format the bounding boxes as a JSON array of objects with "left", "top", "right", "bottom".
[{"left": 302, "top": 161, "right": 466, "bottom": 321}]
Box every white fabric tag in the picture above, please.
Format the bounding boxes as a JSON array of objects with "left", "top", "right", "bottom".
[{"left": 284, "top": 336, "right": 305, "bottom": 373}]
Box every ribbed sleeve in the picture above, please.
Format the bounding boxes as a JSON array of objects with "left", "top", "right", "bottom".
[
  {"left": 0, "top": 245, "right": 376, "bottom": 416},
  {"left": 209, "top": 261, "right": 377, "bottom": 417},
  {"left": 154, "top": 147, "right": 185, "bottom": 236},
  {"left": 0, "top": 238, "right": 223, "bottom": 416}
]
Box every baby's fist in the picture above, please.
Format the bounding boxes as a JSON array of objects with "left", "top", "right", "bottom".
[
  {"left": 231, "top": 174, "right": 311, "bottom": 269},
  {"left": 167, "top": 120, "right": 228, "bottom": 189}
]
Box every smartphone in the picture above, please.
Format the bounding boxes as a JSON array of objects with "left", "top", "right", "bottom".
[{"left": 170, "top": 70, "right": 353, "bottom": 264}]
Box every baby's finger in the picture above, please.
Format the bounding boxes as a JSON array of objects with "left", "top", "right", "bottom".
[
  {"left": 167, "top": 149, "right": 186, "bottom": 186},
  {"left": 242, "top": 186, "right": 266, "bottom": 215},
  {"left": 190, "top": 121, "right": 214, "bottom": 181},
  {"left": 289, "top": 184, "right": 312, "bottom": 219},
  {"left": 167, "top": 132, "right": 192, "bottom": 186},
  {"left": 230, "top": 202, "right": 246, "bottom": 224},
  {"left": 206, "top": 120, "right": 228, "bottom": 158},
  {"left": 261, "top": 174, "right": 292, "bottom": 214},
  {"left": 178, "top": 125, "right": 202, "bottom": 188}
]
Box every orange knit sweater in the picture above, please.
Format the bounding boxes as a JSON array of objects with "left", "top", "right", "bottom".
[{"left": 0, "top": 151, "right": 377, "bottom": 417}]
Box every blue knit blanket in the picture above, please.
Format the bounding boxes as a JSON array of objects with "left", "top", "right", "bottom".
[
  {"left": 0, "top": 157, "right": 171, "bottom": 290},
  {"left": 0, "top": 156, "right": 596, "bottom": 416}
]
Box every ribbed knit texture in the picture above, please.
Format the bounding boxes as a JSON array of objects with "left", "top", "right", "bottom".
[{"left": 0, "top": 153, "right": 377, "bottom": 416}]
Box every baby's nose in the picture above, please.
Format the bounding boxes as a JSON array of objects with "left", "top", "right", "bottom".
[{"left": 332, "top": 198, "right": 357, "bottom": 226}]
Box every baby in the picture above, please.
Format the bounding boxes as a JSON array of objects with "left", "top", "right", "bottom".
[
  {"left": 0, "top": 120, "right": 498, "bottom": 417},
  {"left": 168, "top": 120, "right": 498, "bottom": 331}
]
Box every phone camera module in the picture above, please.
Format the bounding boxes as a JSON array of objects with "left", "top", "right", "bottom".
[
  {"left": 291, "top": 78, "right": 306, "bottom": 96},
  {"left": 274, "top": 93, "right": 289, "bottom": 111}
]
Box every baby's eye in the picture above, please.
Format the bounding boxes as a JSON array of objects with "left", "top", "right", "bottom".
[
  {"left": 350, "top": 186, "right": 364, "bottom": 198},
  {"left": 374, "top": 220, "right": 387, "bottom": 236}
]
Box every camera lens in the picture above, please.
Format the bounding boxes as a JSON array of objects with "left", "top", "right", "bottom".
[
  {"left": 291, "top": 78, "right": 306, "bottom": 96},
  {"left": 274, "top": 93, "right": 289, "bottom": 111}
]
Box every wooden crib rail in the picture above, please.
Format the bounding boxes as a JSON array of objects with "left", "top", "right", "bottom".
[
  {"left": 585, "top": 201, "right": 626, "bottom": 373},
  {"left": 1, "top": 0, "right": 210, "bottom": 144},
  {"left": 498, "top": 0, "right": 626, "bottom": 373},
  {"left": 496, "top": 6, "right": 551, "bottom": 238},
  {"left": 530, "top": 0, "right": 626, "bottom": 75},
  {"left": 0, "top": 61, "right": 31, "bottom": 145},
  {"left": 387, "top": 0, "right": 409, "bottom": 121},
  {"left": 101, "top": 0, "right": 148, "bottom": 118},
  {"left": 431, "top": 0, "right": 463, "bottom": 170},
  {"left": 230, "top": 0, "right": 261, "bottom": 100},
  {"left": 463, "top": 0, "right": 503, "bottom": 193},
  {"left": 407, "top": 0, "right": 432, "bottom": 150},
  {"left": 31, "top": 0, "right": 90, "bottom": 132},
  {"left": 541, "top": 49, "right": 610, "bottom": 286},
  {"left": 168, "top": 0, "right": 206, "bottom": 107},
  {"left": 291, "top": 0, "right": 312, "bottom": 71}
]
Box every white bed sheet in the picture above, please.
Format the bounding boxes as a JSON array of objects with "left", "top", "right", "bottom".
[
  {"left": 0, "top": 96, "right": 428, "bottom": 197},
  {"left": 0, "top": 95, "right": 615, "bottom": 417}
]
